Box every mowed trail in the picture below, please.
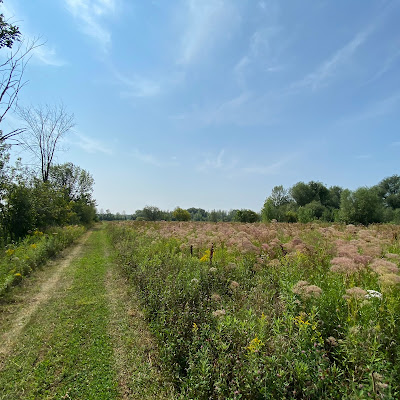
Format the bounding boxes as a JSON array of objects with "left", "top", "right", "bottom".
[
  {"left": 0, "top": 226, "right": 174, "bottom": 400},
  {"left": 0, "top": 230, "right": 92, "bottom": 365}
]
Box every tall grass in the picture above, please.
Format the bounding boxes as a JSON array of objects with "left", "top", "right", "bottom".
[
  {"left": 0, "top": 225, "right": 85, "bottom": 296},
  {"left": 107, "top": 221, "right": 400, "bottom": 399}
]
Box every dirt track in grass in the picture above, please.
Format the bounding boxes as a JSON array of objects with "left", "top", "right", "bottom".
[
  {"left": 0, "top": 226, "right": 175, "bottom": 400},
  {"left": 0, "top": 230, "right": 92, "bottom": 365}
]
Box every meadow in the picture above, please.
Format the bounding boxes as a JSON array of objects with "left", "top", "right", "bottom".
[{"left": 107, "top": 221, "right": 400, "bottom": 399}]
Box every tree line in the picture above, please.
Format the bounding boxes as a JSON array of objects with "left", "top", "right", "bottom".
[
  {"left": 100, "top": 175, "right": 400, "bottom": 225},
  {"left": 261, "top": 176, "right": 400, "bottom": 224},
  {"left": 0, "top": 3, "right": 96, "bottom": 246},
  {"left": 98, "top": 206, "right": 260, "bottom": 223}
]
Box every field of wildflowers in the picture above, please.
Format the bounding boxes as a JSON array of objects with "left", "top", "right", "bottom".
[
  {"left": 107, "top": 221, "right": 400, "bottom": 399},
  {"left": 0, "top": 225, "right": 85, "bottom": 296}
]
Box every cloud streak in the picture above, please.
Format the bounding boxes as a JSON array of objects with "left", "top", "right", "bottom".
[
  {"left": 32, "top": 44, "right": 66, "bottom": 67},
  {"left": 178, "top": 0, "right": 240, "bottom": 65},
  {"left": 115, "top": 72, "right": 161, "bottom": 98},
  {"left": 64, "top": 0, "right": 117, "bottom": 50},
  {"left": 338, "top": 92, "right": 400, "bottom": 125},
  {"left": 291, "top": 27, "right": 372, "bottom": 91},
  {"left": 132, "top": 148, "right": 179, "bottom": 167},
  {"left": 72, "top": 132, "right": 113, "bottom": 155},
  {"left": 0, "top": 2, "right": 65, "bottom": 67}
]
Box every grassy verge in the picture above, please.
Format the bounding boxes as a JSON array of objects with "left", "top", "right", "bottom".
[
  {"left": 0, "top": 228, "right": 118, "bottom": 399},
  {"left": 0, "top": 225, "right": 85, "bottom": 296},
  {"left": 0, "top": 226, "right": 176, "bottom": 400}
]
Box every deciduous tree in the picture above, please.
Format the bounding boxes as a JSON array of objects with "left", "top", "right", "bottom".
[{"left": 18, "top": 103, "right": 75, "bottom": 182}]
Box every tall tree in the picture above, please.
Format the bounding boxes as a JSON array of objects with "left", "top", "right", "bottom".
[
  {"left": 377, "top": 175, "right": 400, "bottom": 209},
  {"left": 18, "top": 103, "right": 75, "bottom": 182},
  {"left": 0, "top": 1, "right": 21, "bottom": 49},
  {"left": 49, "top": 162, "right": 94, "bottom": 202},
  {"left": 0, "top": 3, "right": 39, "bottom": 142}
]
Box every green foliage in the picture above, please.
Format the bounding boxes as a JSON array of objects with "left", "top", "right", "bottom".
[
  {"left": 140, "top": 205, "right": 163, "bottom": 221},
  {"left": 339, "top": 187, "right": 384, "bottom": 225},
  {"left": 187, "top": 207, "right": 208, "bottom": 221},
  {"left": 0, "top": 225, "right": 85, "bottom": 296},
  {"left": 49, "top": 162, "right": 94, "bottom": 202},
  {"left": 263, "top": 176, "right": 400, "bottom": 225},
  {"left": 172, "top": 207, "right": 191, "bottom": 221},
  {"left": 0, "top": 156, "right": 96, "bottom": 245},
  {"left": 0, "top": 2, "right": 21, "bottom": 49},
  {"left": 270, "top": 185, "right": 291, "bottom": 206},
  {"left": 108, "top": 221, "right": 400, "bottom": 398},
  {"left": 234, "top": 209, "right": 260, "bottom": 223},
  {"left": 378, "top": 175, "right": 400, "bottom": 209}
]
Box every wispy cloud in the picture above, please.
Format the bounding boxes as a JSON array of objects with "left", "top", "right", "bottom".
[
  {"left": 242, "top": 158, "right": 289, "bottom": 175},
  {"left": 338, "top": 92, "right": 400, "bottom": 125},
  {"left": 32, "top": 44, "right": 66, "bottom": 67},
  {"left": 197, "top": 149, "right": 238, "bottom": 172},
  {"left": 205, "top": 92, "right": 252, "bottom": 124},
  {"left": 132, "top": 149, "right": 178, "bottom": 167},
  {"left": 234, "top": 1, "right": 284, "bottom": 89},
  {"left": 72, "top": 132, "right": 113, "bottom": 155},
  {"left": 291, "top": 27, "right": 373, "bottom": 91},
  {"left": 64, "top": 0, "right": 117, "bottom": 50},
  {"left": 115, "top": 71, "right": 161, "bottom": 98},
  {"left": 0, "top": 2, "right": 65, "bottom": 67},
  {"left": 178, "top": 0, "right": 240, "bottom": 65},
  {"left": 365, "top": 48, "right": 400, "bottom": 85}
]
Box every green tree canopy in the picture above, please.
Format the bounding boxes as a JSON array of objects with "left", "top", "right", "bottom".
[
  {"left": 173, "top": 207, "right": 191, "bottom": 221},
  {"left": 377, "top": 175, "right": 400, "bottom": 209},
  {"left": 49, "top": 162, "right": 94, "bottom": 202},
  {"left": 339, "top": 187, "right": 384, "bottom": 225},
  {"left": 0, "top": 1, "right": 21, "bottom": 50},
  {"left": 234, "top": 209, "right": 260, "bottom": 223}
]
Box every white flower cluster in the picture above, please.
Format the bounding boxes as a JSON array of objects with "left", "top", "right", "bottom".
[{"left": 365, "top": 289, "right": 382, "bottom": 299}]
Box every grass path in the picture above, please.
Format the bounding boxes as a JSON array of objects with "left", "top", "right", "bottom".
[{"left": 0, "top": 226, "right": 175, "bottom": 400}]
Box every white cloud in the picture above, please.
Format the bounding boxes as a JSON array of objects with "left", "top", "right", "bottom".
[
  {"left": 365, "top": 48, "right": 400, "bottom": 85},
  {"left": 64, "top": 0, "right": 117, "bottom": 50},
  {"left": 197, "top": 149, "right": 239, "bottom": 173},
  {"left": 291, "top": 28, "right": 372, "bottom": 91},
  {"left": 0, "top": 2, "right": 65, "bottom": 67},
  {"left": 72, "top": 132, "right": 113, "bottom": 155},
  {"left": 233, "top": 16, "right": 285, "bottom": 90},
  {"left": 116, "top": 72, "right": 161, "bottom": 98},
  {"left": 32, "top": 44, "right": 66, "bottom": 67},
  {"left": 338, "top": 92, "right": 400, "bottom": 125},
  {"left": 178, "top": 0, "right": 240, "bottom": 65},
  {"left": 242, "top": 158, "right": 287, "bottom": 175},
  {"left": 205, "top": 92, "right": 252, "bottom": 124},
  {"left": 132, "top": 149, "right": 178, "bottom": 167}
]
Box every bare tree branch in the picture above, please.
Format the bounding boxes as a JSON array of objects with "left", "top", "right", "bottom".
[
  {"left": 17, "top": 103, "right": 75, "bottom": 182},
  {"left": 0, "top": 38, "right": 42, "bottom": 143}
]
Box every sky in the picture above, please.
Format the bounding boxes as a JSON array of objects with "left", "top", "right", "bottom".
[{"left": 1, "top": 0, "right": 399, "bottom": 214}]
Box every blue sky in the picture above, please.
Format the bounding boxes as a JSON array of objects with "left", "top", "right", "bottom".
[{"left": 1, "top": 0, "right": 399, "bottom": 213}]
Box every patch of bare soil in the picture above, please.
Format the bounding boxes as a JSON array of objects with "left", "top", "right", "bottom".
[{"left": 0, "top": 231, "right": 92, "bottom": 367}]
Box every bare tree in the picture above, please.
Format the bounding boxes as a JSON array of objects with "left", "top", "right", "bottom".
[{"left": 17, "top": 103, "right": 75, "bottom": 182}]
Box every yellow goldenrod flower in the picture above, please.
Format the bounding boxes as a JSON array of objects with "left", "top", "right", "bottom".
[
  {"left": 247, "top": 336, "right": 264, "bottom": 353},
  {"left": 294, "top": 314, "right": 311, "bottom": 327},
  {"left": 200, "top": 250, "right": 210, "bottom": 262}
]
